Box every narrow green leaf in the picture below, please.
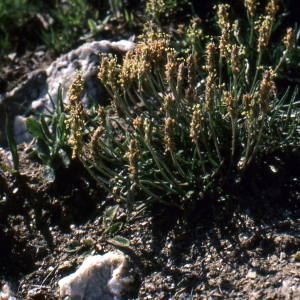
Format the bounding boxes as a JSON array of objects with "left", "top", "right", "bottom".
[
  {"left": 285, "top": 85, "right": 298, "bottom": 128},
  {"left": 6, "top": 113, "right": 19, "bottom": 171},
  {"left": 88, "top": 19, "right": 97, "bottom": 32},
  {"left": 0, "top": 161, "right": 18, "bottom": 174},
  {"left": 103, "top": 205, "right": 119, "bottom": 228},
  {"left": 108, "top": 235, "right": 130, "bottom": 247},
  {"left": 126, "top": 184, "right": 136, "bottom": 217},
  {"left": 82, "top": 238, "right": 94, "bottom": 246},
  {"left": 106, "top": 222, "right": 123, "bottom": 235},
  {"left": 40, "top": 116, "right": 52, "bottom": 143},
  {"left": 16, "top": 103, "right": 52, "bottom": 118},
  {"left": 64, "top": 241, "right": 82, "bottom": 253},
  {"left": 27, "top": 149, "right": 38, "bottom": 157},
  {"left": 208, "top": 155, "right": 219, "bottom": 167},
  {"left": 56, "top": 84, "right": 64, "bottom": 115},
  {"left": 58, "top": 113, "right": 66, "bottom": 143},
  {"left": 52, "top": 116, "right": 59, "bottom": 154},
  {"left": 47, "top": 92, "right": 56, "bottom": 113},
  {"left": 269, "top": 86, "right": 290, "bottom": 126},
  {"left": 37, "top": 138, "right": 51, "bottom": 164},
  {"left": 26, "top": 117, "right": 46, "bottom": 141}
]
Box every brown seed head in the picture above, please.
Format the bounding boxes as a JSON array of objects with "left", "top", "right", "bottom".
[
  {"left": 176, "top": 62, "right": 185, "bottom": 97},
  {"left": 223, "top": 91, "right": 237, "bottom": 119},
  {"left": 259, "top": 70, "right": 276, "bottom": 112},
  {"left": 283, "top": 28, "right": 293, "bottom": 52},
  {"left": 164, "top": 117, "right": 176, "bottom": 152},
  {"left": 230, "top": 44, "right": 242, "bottom": 76},
  {"left": 145, "top": 0, "right": 166, "bottom": 17},
  {"left": 96, "top": 106, "right": 106, "bottom": 127},
  {"left": 185, "top": 85, "right": 197, "bottom": 106},
  {"left": 125, "top": 140, "right": 139, "bottom": 183},
  {"left": 98, "top": 54, "right": 119, "bottom": 87},
  {"left": 242, "top": 93, "right": 252, "bottom": 112},
  {"left": 257, "top": 16, "right": 271, "bottom": 53},
  {"left": 265, "top": 0, "right": 279, "bottom": 21},
  {"left": 133, "top": 116, "right": 143, "bottom": 131},
  {"left": 205, "top": 42, "right": 217, "bottom": 73},
  {"left": 190, "top": 108, "right": 203, "bottom": 142},
  {"left": 187, "top": 17, "right": 202, "bottom": 45},
  {"left": 119, "top": 50, "right": 137, "bottom": 89},
  {"left": 219, "top": 22, "right": 231, "bottom": 58},
  {"left": 68, "top": 71, "right": 84, "bottom": 103},
  {"left": 217, "top": 4, "right": 230, "bottom": 28},
  {"left": 89, "top": 126, "right": 105, "bottom": 156},
  {"left": 66, "top": 102, "right": 86, "bottom": 159},
  {"left": 165, "top": 51, "right": 178, "bottom": 84},
  {"left": 244, "top": 0, "right": 257, "bottom": 18},
  {"left": 177, "top": 24, "right": 185, "bottom": 36},
  {"left": 163, "top": 93, "right": 173, "bottom": 112}
]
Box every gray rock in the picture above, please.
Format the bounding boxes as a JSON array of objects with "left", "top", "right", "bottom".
[
  {"left": 0, "top": 40, "right": 135, "bottom": 145},
  {"left": 58, "top": 252, "right": 134, "bottom": 300},
  {"left": 0, "top": 282, "right": 16, "bottom": 300}
]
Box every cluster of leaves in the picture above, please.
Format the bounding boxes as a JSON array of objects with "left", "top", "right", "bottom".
[
  {"left": 64, "top": 1, "right": 299, "bottom": 220},
  {"left": 64, "top": 205, "right": 130, "bottom": 257},
  {"left": 25, "top": 86, "right": 70, "bottom": 182}
]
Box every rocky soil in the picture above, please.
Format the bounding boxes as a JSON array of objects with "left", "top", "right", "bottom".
[
  {"left": 1, "top": 1, "right": 300, "bottom": 299},
  {"left": 0, "top": 140, "right": 300, "bottom": 299}
]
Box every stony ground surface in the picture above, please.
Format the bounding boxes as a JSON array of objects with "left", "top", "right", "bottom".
[
  {"left": 1, "top": 2, "right": 300, "bottom": 299},
  {"left": 1, "top": 141, "right": 300, "bottom": 299}
]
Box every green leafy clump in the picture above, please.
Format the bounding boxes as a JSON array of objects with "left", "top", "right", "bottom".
[
  {"left": 26, "top": 85, "right": 70, "bottom": 182},
  {"left": 65, "top": 1, "right": 299, "bottom": 219},
  {"left": 102, "top": 205, "right": 130, "bottom": 247}
]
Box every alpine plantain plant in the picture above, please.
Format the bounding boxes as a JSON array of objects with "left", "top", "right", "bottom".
[{"left": 65, "top": 0, "right": 299, "bottom": 219}]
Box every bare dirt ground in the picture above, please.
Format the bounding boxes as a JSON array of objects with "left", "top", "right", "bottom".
[
  {"left": 1, "top": 1, "right": 300, "bottom": 299},
  {"left": 1, "top": 141, "right": 300, "bottom": 299}
]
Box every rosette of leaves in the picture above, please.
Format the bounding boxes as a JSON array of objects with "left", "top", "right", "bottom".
[
  {"left": 26, "top": 86, "right": 70, "bottom": 182},
  {"left": 101, "top": 205, "right": 130, "bottom": 247}
]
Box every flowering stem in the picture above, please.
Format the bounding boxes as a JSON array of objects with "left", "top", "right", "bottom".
[
  {"left": 209, "top": 112, "right": 222, "bottom": 163},
  {"left": 250, "top": 51, "right": 262, "bottom": 94},
  {"left": 274, "top": 50, "right": 288, "bottom": 74},
  {"left": 194, "top": 139, "right": 206, "bottom": 173},
  {"left": 246, "top": 111, "right": 266, "bottom": 166}
]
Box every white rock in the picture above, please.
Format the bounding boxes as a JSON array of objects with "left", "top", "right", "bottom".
[
  {"left": 58, "top": 252, "right": 133, "bottom": 300},
  {"left": 246, "top": 269, "right": 257, "bottom": 279},
  {"left": 0, "top": 283, "right": 16, "bottom": 300},
  {"left": 14, "top": 116, "right": 33, "bottom": 144}
]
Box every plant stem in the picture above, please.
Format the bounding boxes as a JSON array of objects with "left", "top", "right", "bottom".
[
  {"left": 170, "top": 150, "right": 191, "bottom": 181},
  {"left": 208, "top": 112, "right": 222, "bottom": 163},
  {"left": 245, "top": 111, "right": 266, "bottom": 167},
  {"left": 274, "top": 50, "right": 288, "bottom": 74},
  {"left": 249, "top": 14, "right": 254, "bottom": 46},
  {"left": 250, "top": 51, "right": 263, "bottom": 95},
  {"left": 194, "top": 139, "right": 206, "bottom": 173},
  {"left": 231, "top": 74, "right": 238, "bottom": 158}
]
